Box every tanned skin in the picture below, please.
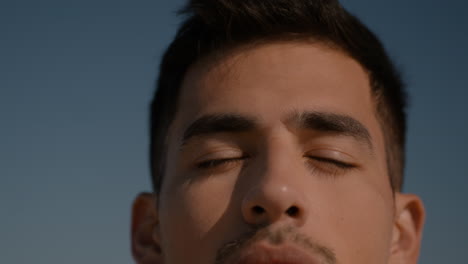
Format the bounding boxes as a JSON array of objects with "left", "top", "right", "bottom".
[{"left": 131, "top": 42, "right": 425, "bottom": 264}]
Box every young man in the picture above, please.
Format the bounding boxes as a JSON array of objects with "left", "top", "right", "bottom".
[{"left": 131, "top": 0, "right": 425, "bottom": 263}]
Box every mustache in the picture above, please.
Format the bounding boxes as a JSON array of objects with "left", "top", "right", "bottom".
[{"left": 214, "top": 225, "right": 336, "bottom": 264}]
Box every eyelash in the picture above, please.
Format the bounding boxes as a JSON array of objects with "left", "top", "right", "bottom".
[
  {"left": 196, "top": 155, "right": 356, "bottom": 176},
  {"left": 305, "top": 156, "right": 356, "bottom": 176},
  {"left": 196, "top": 156, "right": 248, "bottom": 169}
]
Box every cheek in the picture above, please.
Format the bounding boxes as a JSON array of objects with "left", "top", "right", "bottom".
[
  {"left": 158, "top": 173, "right": 239, "bottom": 263},
  {"left": 329, "top": 176, "right": 394, "bottom": 262}
]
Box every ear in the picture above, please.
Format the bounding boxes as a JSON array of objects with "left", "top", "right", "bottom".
[
  {"left": 389, "top": 193, "right": 425, "bottom": 264},
  {"left": 131, "top": 192, "right": 163, "bottom": 264}
]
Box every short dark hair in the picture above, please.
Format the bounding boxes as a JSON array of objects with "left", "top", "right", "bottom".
[{"left": 150, "top": 0, "right": 407, "bottom": 193}]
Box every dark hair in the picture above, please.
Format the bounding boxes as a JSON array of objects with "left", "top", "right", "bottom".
[{"left": 150, "top": 0, "right": 407, "bottom": 193}]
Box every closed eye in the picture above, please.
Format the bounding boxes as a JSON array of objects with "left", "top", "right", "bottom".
[
  {"left": 196, "top": 156, "right": 248, "bottom": 169},
  {"left": 305, "top": 156, "right": 357, "bottom": 176},
  {"left": 307, "top": 156, "right": 356, "bottom": 169},
  {"left": 195, "top": 155, "right": 355, "bottom": 176}
]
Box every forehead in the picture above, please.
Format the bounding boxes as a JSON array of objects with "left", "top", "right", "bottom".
[{"left": 175, "top": 42, "right": 377, "bottom": 131}]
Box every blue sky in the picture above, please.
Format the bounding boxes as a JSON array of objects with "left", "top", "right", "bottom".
[{"left": 1, "top": 0, "right": 467, "bottom": 263}]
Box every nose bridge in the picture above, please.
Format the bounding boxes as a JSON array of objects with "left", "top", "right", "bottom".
[
  {"left": 241, "top": 132, "right": 308, "bottom": 227},
  {"left": 264, "top": 131, "right": 306, "bottom": 187},
  {"left": 262, "top": 131, "right": 298, "bottom": 180}
]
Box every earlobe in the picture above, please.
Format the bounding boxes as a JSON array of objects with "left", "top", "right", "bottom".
[
  {"left": 390, "top": 193, "right": 425, "bottom": 264},
  {"left": 131, "top": 192, "right": 163, "bottom": 264}
]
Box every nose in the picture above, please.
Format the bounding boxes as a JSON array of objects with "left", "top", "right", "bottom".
[{"left": 241, "top": 183, "right": 308, "bottom": 227}]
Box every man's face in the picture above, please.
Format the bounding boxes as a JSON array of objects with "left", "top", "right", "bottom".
[{"left": 133, "top": 42, "right": 424, "bottom": 264}]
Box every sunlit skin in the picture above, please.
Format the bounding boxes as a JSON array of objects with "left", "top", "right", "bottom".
[{"left": 131, "top": 42, "right": 425, "bottom": 264}]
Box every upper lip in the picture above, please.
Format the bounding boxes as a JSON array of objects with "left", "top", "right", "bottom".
[{"left": 228, "top": 242, "right": 321, "bottom": 264}]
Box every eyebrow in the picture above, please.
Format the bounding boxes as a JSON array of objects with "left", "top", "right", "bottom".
[
  {"left": 181, "top": 111, "right": 373, "bottom": 150},
  {"left": 287, "top": 111, "right": 373, "bottom": 150},
  {"left": 182, "top": 113, "right": 256, "bottom": 145}
]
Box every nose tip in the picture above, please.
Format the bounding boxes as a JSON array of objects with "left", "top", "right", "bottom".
[{"left": 241, "top": 185, "right": 307, "bottom": 227}]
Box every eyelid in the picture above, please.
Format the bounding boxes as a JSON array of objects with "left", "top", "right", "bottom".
[
  {"left": 305, "top": 148, "right": 355, "bottom": 163},
  {"left": 194, "top": 148, "right": 244, "bottom": 164}
]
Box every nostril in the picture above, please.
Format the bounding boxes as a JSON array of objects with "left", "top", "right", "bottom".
[
  {"left": 252, "top": 205, "right": 265, "bottom": 215},
  {"left": 285, "top": 205, "right": 299, "bottom": 217}
]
